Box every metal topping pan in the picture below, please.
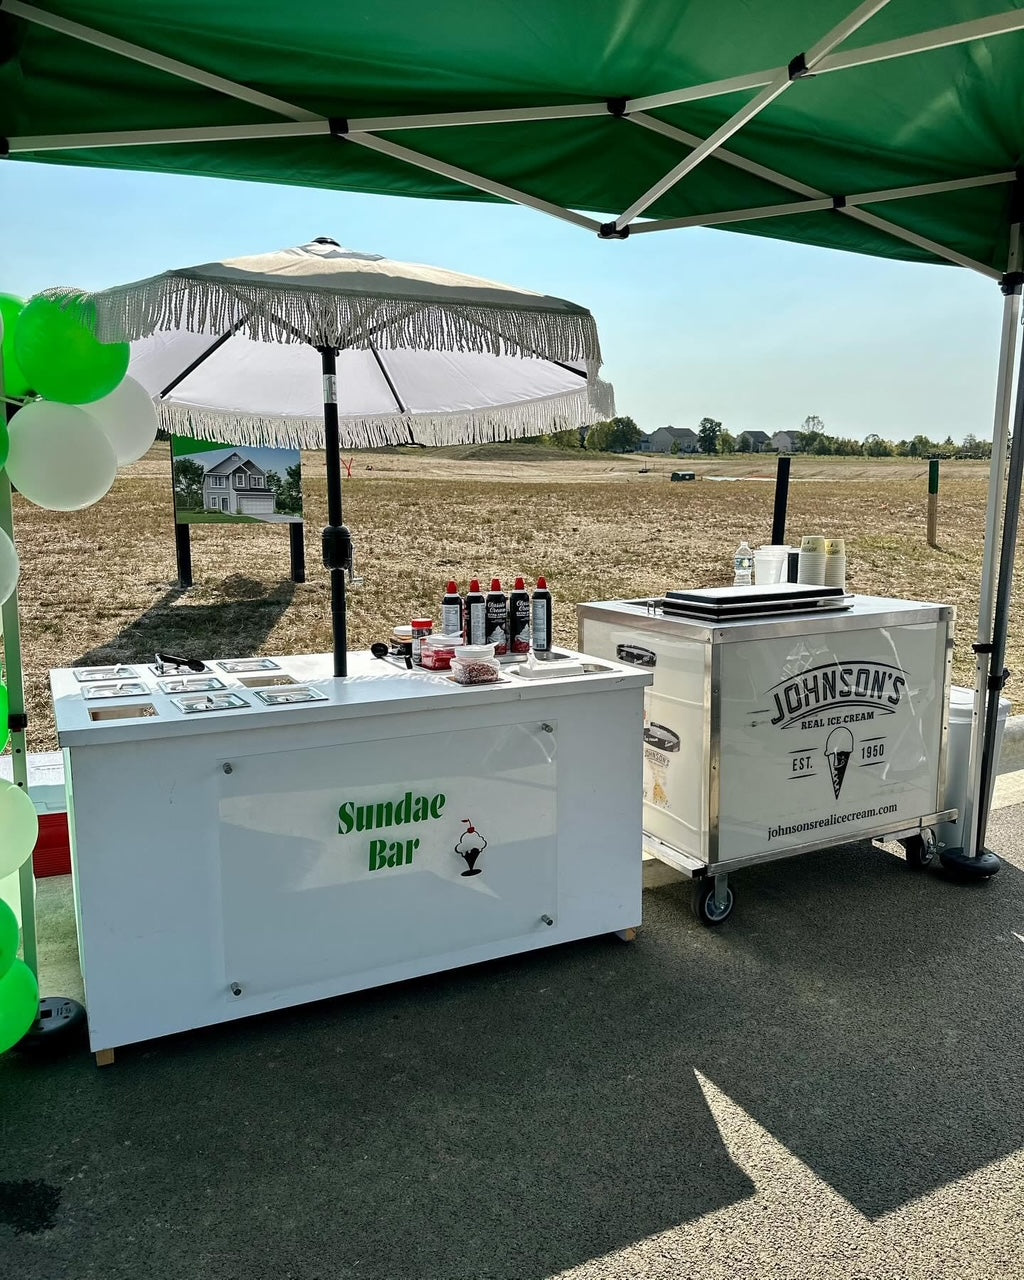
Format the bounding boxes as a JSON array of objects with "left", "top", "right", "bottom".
[
  {"left": 157, "top": 676, "right": 228, "bottom": 694},
  {"left": 252, "top": 686, "right": 328, "bottom": 706},
  {"left": 73, "top": 665, "right": 138, "bottom": 682},
  {"left": 216, "top": 658, "right": 281, "bottom": 672},
  {"left": 171, "top": 692, "right": 249, "bottom": 714},
  {"left": 81, "top": 680, "right": 150, "bottom": 700}
]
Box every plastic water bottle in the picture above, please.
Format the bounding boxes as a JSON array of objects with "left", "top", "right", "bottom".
[{"left": 733, "top": 541, "right": 753, "bottom": 586}]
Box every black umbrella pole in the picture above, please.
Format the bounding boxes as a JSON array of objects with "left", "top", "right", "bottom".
[
  {"left": 771, "top": 456, "right": 790, "bottom": 545},
  {"left": 320, "top": 346, "right": 348, "bottom": 677}
]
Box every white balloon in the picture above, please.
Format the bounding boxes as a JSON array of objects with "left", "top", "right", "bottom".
[
  {"left": 6, "top": 401, "right": 117, "bottom": 511},
  {"left": 0, "top": 528, "right": 17, "bottom": 606},
  {"left": 82, "top": 375, "right": 159, "bottom": 466}
]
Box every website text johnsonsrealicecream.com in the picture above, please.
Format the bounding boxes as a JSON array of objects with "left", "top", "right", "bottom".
[{"left": 768, "top": 804, "right": 898, "bottom": 843}]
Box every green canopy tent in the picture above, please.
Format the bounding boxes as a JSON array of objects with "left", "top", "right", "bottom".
[{"left": 2, "top": 0, "right": 1024, "bottom": 881}]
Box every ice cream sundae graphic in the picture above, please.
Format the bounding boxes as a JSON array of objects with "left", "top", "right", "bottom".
[
  {"left": 455, "top": 819, "right": 488, "bottom": 877},
  {"left": 824, "top": 727, "right": 854, "bottom": 800}
]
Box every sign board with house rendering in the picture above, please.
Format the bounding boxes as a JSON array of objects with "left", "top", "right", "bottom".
[{"left": 171, "top": 436, "right": 303, "bottom": 525}]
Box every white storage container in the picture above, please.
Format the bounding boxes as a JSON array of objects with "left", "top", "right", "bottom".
[{"left": 937, "top": 685, "right": 1011, "bottom": 850}]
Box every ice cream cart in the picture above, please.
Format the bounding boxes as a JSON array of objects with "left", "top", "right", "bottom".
[
  {"left": 578, "top": 591, "right": 956, "bottom": 924},
  {"left": 51, "top": 649, "right": 650, "bottom": 1063}
]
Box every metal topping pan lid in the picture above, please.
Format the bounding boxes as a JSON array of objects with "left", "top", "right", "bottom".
[
  {"left": 81, "top": 680, "right": 149, "bottom": 699},
  {"left": 217, "top": 658, "right": 280, "bottom": 672},
  {"left": 73, "top": 665, "right": 138, "bottom": 682},
  {"left": 252, "top": 686, "right": 328, "bottom": 705},
  {"left": 171, "top": 692, "right": 250, "bottom": 713},
  {"left": 157, "top": 676, "right": 227, "bottom": 694}
]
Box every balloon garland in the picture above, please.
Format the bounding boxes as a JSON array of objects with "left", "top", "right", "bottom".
[{"left": 0, "top": 288, "right": 158, "bottom": 1053}]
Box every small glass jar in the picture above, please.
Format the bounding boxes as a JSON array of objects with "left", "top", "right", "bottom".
[
  {"left": 411, "top": 618, "right": 433, "bottom": 664},
  {"left": 450, "top": 654, "right": 501, "bottom": 685}
]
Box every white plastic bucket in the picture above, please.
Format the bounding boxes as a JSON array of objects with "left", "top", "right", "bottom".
[{"left": 938, "top": 685, "right": 1011, "bottom": 850}]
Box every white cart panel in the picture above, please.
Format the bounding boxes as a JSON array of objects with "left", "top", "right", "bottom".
[
  {"left": 717, "top": 621, "right": 948, "bottom": 859},
  {"left": 219, "top": 722, "right": 557, "bottom": 997}
]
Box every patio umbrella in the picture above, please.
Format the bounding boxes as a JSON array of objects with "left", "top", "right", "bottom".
[
  {"left": 5, "top": 0, "right": 1024, "bottom": 869},
  {"left": 54, "top": 237, "right": 612, "bottom": 677}
]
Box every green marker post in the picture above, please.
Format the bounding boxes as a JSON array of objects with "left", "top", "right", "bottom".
[{"left": 927, "top": 458, "right": 939, "bottom": 548}]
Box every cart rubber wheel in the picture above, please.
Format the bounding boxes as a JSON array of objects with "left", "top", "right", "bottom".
[
  {"left": 903, "top": 830, "right": 937, "bottom": 871},
  {"left": 693, "top": 880, "right": 734, "bottom": 926}
]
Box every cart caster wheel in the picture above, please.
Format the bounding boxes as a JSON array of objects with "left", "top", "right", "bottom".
[
  {"left": 903, "top": 829, "right": 937, "bottom": 871},
  {"left": 693, "top": 880, "right": 734, "bottom": 926}
]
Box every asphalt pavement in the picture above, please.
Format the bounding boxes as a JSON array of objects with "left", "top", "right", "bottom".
[{"left": 3, "top": 802, "right": 1024, "bottom": 1280}]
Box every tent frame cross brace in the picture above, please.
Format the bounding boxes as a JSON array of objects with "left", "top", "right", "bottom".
[{"left": 2, "top": 0, "right": 1023, "bottom": 866}]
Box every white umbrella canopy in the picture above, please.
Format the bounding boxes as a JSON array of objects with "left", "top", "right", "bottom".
[
  {"left": 55, "top": 237, "right": 614, "bottom": 675},
  {"left": 127, "top": 329, "right": 613, "bottom": 449},
  {"left": 59, "top": 237, "right": 613, "bottom": 447}
]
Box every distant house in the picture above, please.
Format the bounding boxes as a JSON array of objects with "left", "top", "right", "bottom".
[
  {"left": 202, "top": 452, "right": 277, "bottom": 516},
  {"left": 771, "top": 431, "right": 805, "bottom": 454},
  {"left": 643, "top": 425, "right": 702, "bottom": 454},
  {"left": 738, "top": 430, "right": 772, "bottom": 452}
]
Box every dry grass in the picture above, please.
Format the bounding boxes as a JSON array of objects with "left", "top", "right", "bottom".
[{"left": 6, "top": 445, "right": 1017, "bottom": 752}]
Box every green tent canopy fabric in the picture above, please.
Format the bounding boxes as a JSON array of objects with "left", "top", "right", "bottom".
[{"left": 2, "top": 1, "right": 1023, "bottom": 274}]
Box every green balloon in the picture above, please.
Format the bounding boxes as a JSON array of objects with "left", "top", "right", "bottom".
[
  {"left": 0, "top": 683, "right": 7, "bottom": 753},
  {"left": 0, "top": 899, "right": 18, "bottom": 981},
  {"left": 0, "top": 958, "right": 37, "bottom": 1054},
  {"left": 14, "top": 296, "right": 129, "bottom": 405},
  {"left": 0, "top": 294, "right": 31, "bottom": 399}
]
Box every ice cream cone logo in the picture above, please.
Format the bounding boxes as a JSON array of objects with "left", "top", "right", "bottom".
[
  {"left": 455, "top": 819, "right": 488, "bottom": 877},
  {"left": 824, "top": 727, "right": 854, "bottom": 799}
]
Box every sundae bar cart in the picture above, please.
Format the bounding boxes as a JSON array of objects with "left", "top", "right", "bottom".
[{"left": 579, "top": 588, "right": 956, "bottom": 924}]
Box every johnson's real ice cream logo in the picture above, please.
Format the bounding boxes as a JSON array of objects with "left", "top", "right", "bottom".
[{"left": 767, "top": 661, "right": 907, "bottom": 730}]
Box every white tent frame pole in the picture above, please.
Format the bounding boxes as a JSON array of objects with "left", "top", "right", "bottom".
[
  {"left": 0, "top": 376, "right": 38, "bottom": 979},
  {"left": 7, "top": 121, "right": 329, "bottom": 152},
  {"left": 627, "top": 9, "right": 1024, "bottom": 113},
  {"left": 348, "top": 103, "right": 609, "bottom": 131},
  {"left": 626, "top": 112, "right": 1002, "bottom": 278},
  {"left": 612, "top": 0, "right": 891, "bottom": 230},
  {"left": 627, "top": 172, "right": 1016, "bottom": 233},
  {"left": 343, "top": 131, "right": 603, "bottom": 233},
  {"left": 961, "top": 224, "right": 1022, "bottom": 859}
]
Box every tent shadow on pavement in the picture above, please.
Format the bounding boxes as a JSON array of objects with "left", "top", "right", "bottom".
[
  {"left": 2, "top": 811, "right": 1024, "bottom": 1278},
  {"left": 73, "top": 579, "right": 297, "bottom": 670}
]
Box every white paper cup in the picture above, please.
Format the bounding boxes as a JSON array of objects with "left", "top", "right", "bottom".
[
  {"left": 801, "top": 535, "right": 826, "bottom": 554},
  {"left": 797, "top": 552, "right": 827, "bottom": 585},
  {"left": 825, "top": 538, "right": 845, "bottom": 557},
  {"left": 825, "top": 556, "right": 847, "bottom": 588}
]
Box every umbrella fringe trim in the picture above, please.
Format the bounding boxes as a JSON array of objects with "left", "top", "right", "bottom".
[
  {"left": 44, "top": 283, "right": 604, "bottom": 368},
  {"left": 156, "top": 381, "right": 615, "bottom": 450}
]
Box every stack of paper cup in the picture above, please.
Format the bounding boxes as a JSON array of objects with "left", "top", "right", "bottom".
[
  {"left": 797, "top": 535, "right": 827, "bottom": 585},
  {"left": 825, "top": 537, "right": 846, "bottom": 589},
  {"left": 753, "top": 545, "right": 789, "bottom": 585}
]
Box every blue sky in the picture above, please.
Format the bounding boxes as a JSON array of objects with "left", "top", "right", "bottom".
[{"left": 0, "top": 158, "right": 1006, "bottom": 442}]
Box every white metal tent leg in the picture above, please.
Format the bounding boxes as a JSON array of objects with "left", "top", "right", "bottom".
[
  {"left": 0, "top": 467, "right": 37, "bottom": 978},
  {"left": 959, "top": 225, "right": 1022, "bottom": 863}
]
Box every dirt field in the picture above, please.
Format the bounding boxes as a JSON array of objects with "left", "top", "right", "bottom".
[{"left": 6, "top": 445, "right": 1016, "bottom": 752}]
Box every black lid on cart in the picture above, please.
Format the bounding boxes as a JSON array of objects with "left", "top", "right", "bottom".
[{"left": 661, "top": 583, "right": 848, "bottom": 620}]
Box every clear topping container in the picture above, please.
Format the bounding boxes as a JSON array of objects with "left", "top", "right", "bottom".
[
  {"left": 450, "top": 655, "right": 501, "bottom": 685},
  {"left": 419, "top": 633, "right": 463, "bottom": 671}
]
